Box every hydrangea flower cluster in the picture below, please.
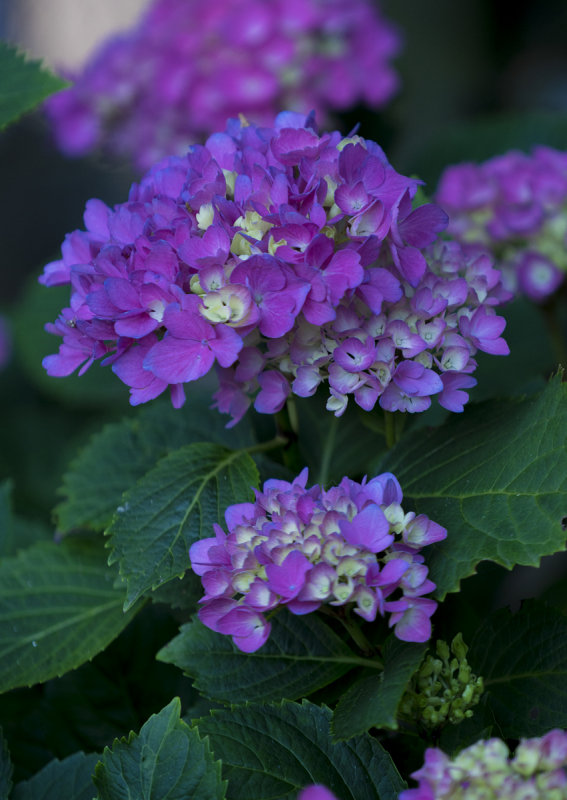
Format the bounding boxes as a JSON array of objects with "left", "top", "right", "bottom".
[
  {"left": 41, "top": 113, "right": 509, "bottom": 421},
  {"left": 436, "top": 146, "right": 567, "bottom": 302},
  {"left": 400, "top": 729, "right": 567, "bottom": 800},
  {"left": 399, "top": 633, "right": 484, "bottom": 729},
  {"left": 189, "top": 469, "right": 446, "bottom": 653},
  {"left": 44, "top": 0, "right": 401, "bottom": 169}
]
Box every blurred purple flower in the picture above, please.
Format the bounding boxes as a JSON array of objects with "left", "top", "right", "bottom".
[
  {"left": 436, "top": 146, "right": 567, "bottom": 302},
  {"left": 45, "top": 0, "right": 401, "bottom": 169}
]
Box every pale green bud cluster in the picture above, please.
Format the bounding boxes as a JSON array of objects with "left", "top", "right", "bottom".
[{"left": 399, "top": 633, "right": 484, "bottom": 728}]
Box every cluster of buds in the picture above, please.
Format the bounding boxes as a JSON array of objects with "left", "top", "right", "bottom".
[
  {"left": 399, "top": 633, "right": 484, "bottom": 729},
  {"left": 44, "top": 0, "right": 400, "bottom": 170},
  {"left": 40, "top": 113, "right": 509, "bottom": 422},
  {"left": 189, "top": 469, "right": 446, "bottom": 652},
  {"left": 436, "top": 146, "right": 567, "bottom": 302},
  {"left": 400, "top": 729, "right": 567, "bottom": 800}
]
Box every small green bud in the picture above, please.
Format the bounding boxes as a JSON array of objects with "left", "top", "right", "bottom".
[{"left": 451, "top": 632, "right": 468, "bottom": 662}]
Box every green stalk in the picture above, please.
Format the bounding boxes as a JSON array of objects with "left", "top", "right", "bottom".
[
  {"left": 317, "top": 414, "right": 339, "bottom": 487},
  {"left": 244, "top": 436, "right": 289, "bottom": 457},
  {"left": 274, "top": 402, "right": 303, "bottom": 472},
  {"left": 339, "top": 614, "right": 376, "bottom": 657},
  {"left": 383, "top": 410, "right": 406, "bottom": 449}
]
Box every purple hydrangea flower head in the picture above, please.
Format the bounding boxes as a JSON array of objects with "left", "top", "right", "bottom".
[
  {"left": 42, "top": 113, "right": 481, "bottom": 415},
  {"left": 400, "top": 729, "right": 567, "bottom": 800},
  {"left": 436, "top": 146, "right": 567, "bottom": 302},
  {"left": 44, "top": 0, "right": 401, "bottom": 169},
  {"left": 189, "top": 468, "right": 446, "bottom": 652}
]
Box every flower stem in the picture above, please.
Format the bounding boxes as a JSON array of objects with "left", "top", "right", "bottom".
[
  {"left": 339, "top": 614, "right": 376, "bottom": 656},
  {"left": 274, "top": 403, "right": 303, "bottom": 472},
  {"left": 384, "top": 410, "right": 405, "bottom": 448},
  {"left": 317, "top": 413, "right": 339, "bottom": 487},
  {"left": 319, "top": 606, "right": 377, "bottom": 657},
  {"left": 244, "top": 436, "right": 289, "bottom": 456}
]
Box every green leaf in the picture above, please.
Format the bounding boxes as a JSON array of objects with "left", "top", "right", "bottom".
[
  {"left": 0, "top": 42, "right": 68, "bottom": 130},
  {"left": 0, "top": 479, "right": 51, "bottom": 558},
  {"left": 376, "top": 378, "right": 567, "bottom": 598},
  {"left": 332, "top": 637, "right": 427, "bottom": 740},
  {"left": 0, "top": 607, "right": 196, "bottom": 779},
  {"left": 0, "top": 538, "right": 140, "bottom": 693},
  {"left": 149, "top": 570, "right": 204, "bottom": 611},
  {"left": 93, "top": 697, "right": 226, "bottom": 800},
  {"left": 11, "top": 752, "right": 99, "bottom": 800},
  {"left": 107, "top": 442, "right": 259, "bottom": 610},
  {"left": 158, "top": 612, "right": 364, "bottom": 704},
  {"left": 468, "top": 600, "right": 567, "bottom": 737},
  {"left": 56, "top": 397, "right": 254, "bottom": 533},
  {"left": 196, "top": 700, "right": 404, "bottom": 800},
  {"left": 0, "top": 728, "right": 13, "bottom": 800}
]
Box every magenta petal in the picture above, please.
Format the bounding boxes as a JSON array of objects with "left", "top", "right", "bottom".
[
  {"left": 400, "top": 203, "right": 448, "bottom": 247},
  {"left": 225, "top": 502, "right": 256, "bottom": 529},
  {"left": 254, "top": 371, "right": 290, "bottom": 414},
  {"left": 104, "top": 277, "right": 140, "bottom": 310},
  {"left": 198, "top": 598, "right": 237, "bottom": 632},
  {"left": 207, "top": 324, "right": 243, "bottom": 367},
  {"left": 394, "top": 245, "right": 427, "bottom": 286},
  {"left": 190, "top": 531, "right": 229, "bottom": 575},
  {"left": 144, "top": 336, "right": 215, "bottom": 383},
  {"left": 339, "top": 504, "right": 393, "bottom": 552},
  {"left": 392, "top": 601, "right": 436, "bottom": 642},
  {"left": 216, "top": 607, "right": 271, "bottom": 652},
  {"left": 265, "top": 550, "right": 312, "bottom": 599},
  {"left": 115, "top": 313, "right": 158, "bottom": 338},
  {"left": 368, "top": 558, "right": 410, "bottom": 587}
]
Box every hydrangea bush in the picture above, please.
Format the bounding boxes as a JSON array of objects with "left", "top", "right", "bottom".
[
  {"left": 1, "top": 14, "right": 567, "bottom": 800},
  {"left": 44, "top": 0, "right": 401, "bottom": 169}
]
